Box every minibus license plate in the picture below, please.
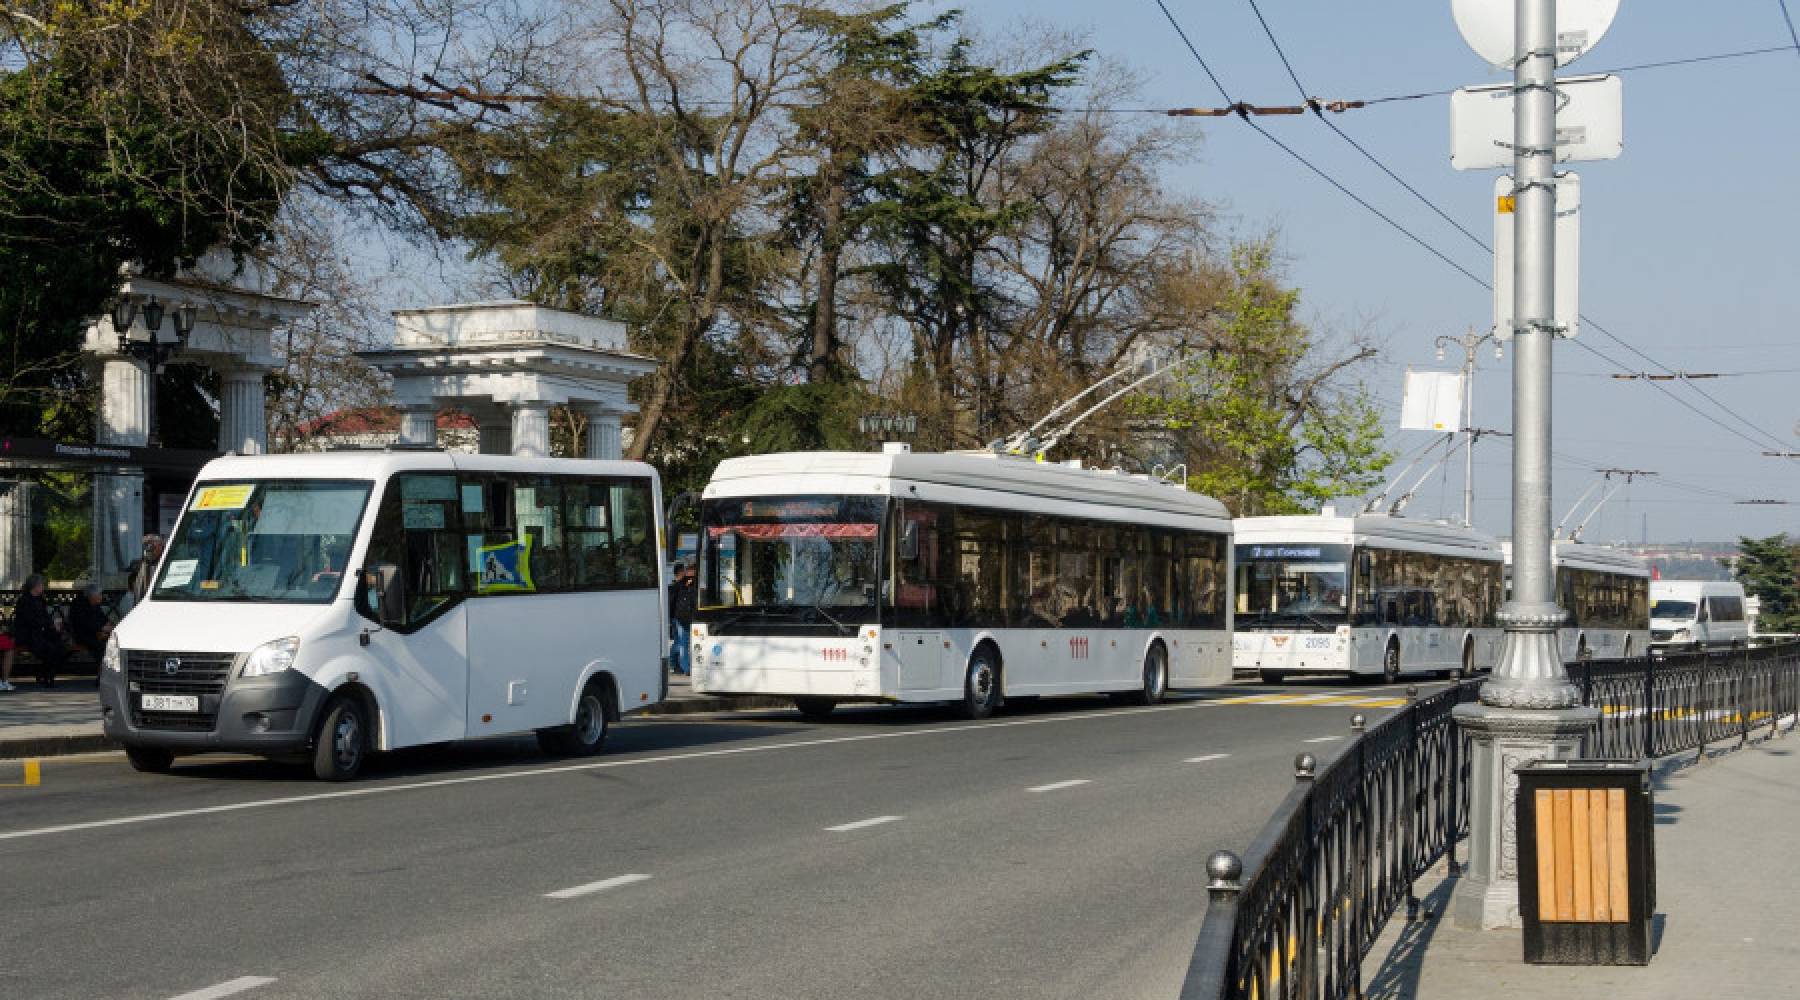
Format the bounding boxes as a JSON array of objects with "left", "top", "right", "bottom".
[{"left": 141, "top": 694, "right": 199, "bottom": 713}]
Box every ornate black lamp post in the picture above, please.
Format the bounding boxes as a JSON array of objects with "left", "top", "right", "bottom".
[{"left": 110, "top": 295, "right": 197, "bottom": 447}]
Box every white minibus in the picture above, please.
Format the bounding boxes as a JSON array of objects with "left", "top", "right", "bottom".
[
  {"left": 101, "top": 451, "right": 668, "bottom": 779},
  {"left": 1233, "top": 511, "right": 1504, "bottom": 683},
  {"left": 1650, "top": 580, "right": 1749, "bottom": 651},
  {"left": 689, "top": 445, "right": 1234, "bottom": 718}
]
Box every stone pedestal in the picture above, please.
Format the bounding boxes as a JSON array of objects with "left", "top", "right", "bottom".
[
  {"left": 511, "top": 402, "right": 551, "bottom": 458},
  {"left": 584, "top": 408, "right": 623, "bottom": 460},
  {"left": 1453, "top": 607, "right": 1597, "bottom": 929},
  {"left": 217, "top": 368, "right": 269, "bottom": 454}
]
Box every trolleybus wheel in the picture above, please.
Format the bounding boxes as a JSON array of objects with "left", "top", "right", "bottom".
[
  {"left": 1259, "top": 670, "right": 1286, "bottom": 685},
  {"left": 959, "top": 647, "right": 1001, "bottom": 720},
  {"left": 1382, "top": 642, "right": 1401, "bottom": 685},
  {"left": 1125, "top": 643, "right": 1169, "bottom": 706},
  {"left": 792, "top": 696, "right": 837, "bottom": 721}
]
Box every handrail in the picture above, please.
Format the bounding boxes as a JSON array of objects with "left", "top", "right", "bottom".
[{"left": 1182, "top": 640, "right": 1800, "bottom": 1000}]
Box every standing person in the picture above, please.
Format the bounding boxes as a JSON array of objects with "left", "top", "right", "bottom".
[
  {"left": 668, "top": 561, "right": 697, "bottom": 675},
  {"left": 0, "top": 633, "right": 15, "bottom": 692},
  {"left": 12, "top": 574, "right": 67, "bottom": 688},
  {"left": 119, "top": 533, "right": 164, "bottom": 617}
]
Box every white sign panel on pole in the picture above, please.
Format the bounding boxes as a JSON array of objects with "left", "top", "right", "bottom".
[
  {"left": 1450, "top": 74, "right": 1621, "bottom": 171},
  {"left": 1493, "top": 172, "right": 1581, "bottom": 340},
  {"left": 1452, "top": 0, "right": 1619, "bottom": 69},
  {"left": 1400, "top": 370, "right": 1468, "bottom": 432}
]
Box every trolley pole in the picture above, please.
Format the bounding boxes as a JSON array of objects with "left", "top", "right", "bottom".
[{"left": 1452, "top": 0, "right": 1599, "bottom": 930}]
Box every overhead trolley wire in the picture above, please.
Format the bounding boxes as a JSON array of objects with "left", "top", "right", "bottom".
[{"left": 1220, "top": 0, "right": 1800, "bottom": 467}]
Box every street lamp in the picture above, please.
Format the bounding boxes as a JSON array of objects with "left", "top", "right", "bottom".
[
  {"left": 1432, "top": 328, "right": 1503, "bottom": 526},
  {"left": 110, "top": 294, "right": 198, "bottom": 446}
]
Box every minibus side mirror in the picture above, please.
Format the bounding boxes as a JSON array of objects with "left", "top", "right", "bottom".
[{"left": 354, "top": 564, "right": 404, "bottom": 629}]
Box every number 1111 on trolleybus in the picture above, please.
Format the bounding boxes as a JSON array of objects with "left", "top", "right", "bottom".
[{"left": 688, "top": 445, "right": 1236, "bottom": 719}]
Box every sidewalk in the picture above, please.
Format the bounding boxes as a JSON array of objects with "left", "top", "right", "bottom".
[
  {"left": 1362, "top": 736, "right": 1800, "bottom": 999},
  {"left": 0, "top": 672, "right": 799, "bottom": 760}
]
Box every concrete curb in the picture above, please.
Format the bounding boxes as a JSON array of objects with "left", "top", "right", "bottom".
[{"left": 0, "top": 729, "right": 116, "bottom": 760}]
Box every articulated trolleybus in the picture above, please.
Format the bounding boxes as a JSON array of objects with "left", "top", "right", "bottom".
[
  {"left": 1233, "top": 510, "right": 1505, "bottom": 683},
  {"left": 1502, "top": 540, "right": 1650, "bottom": 661},
  {"left": 689, "top": 445, "right": 1235, "bottom": 718},
  {"left": 103, "top": 451, "right": 669, "bottom": 780}
]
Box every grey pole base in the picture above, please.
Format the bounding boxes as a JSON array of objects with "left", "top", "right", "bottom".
[{"left": 1451, "top": 701, "right": 1598, "bottom": 929}]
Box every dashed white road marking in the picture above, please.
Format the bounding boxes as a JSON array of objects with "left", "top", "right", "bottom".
[
  {"left": 1184, "top": 753, "right": 1230, "bottom": 764},
  {"left": 825, "top": 815, "right": 903, "bottom": 833},
  {"left": 168, "top": 977, "right": 277, "bottom": 1000},
  {"left": 544, "top": 873, "right": 653, "bottom": 899},
  {"left": 1027, "top": 779, "right": 1092, "bottom": 793},
  {"left": 1302, "top": 736, "right": 1344, "bottom": 744}
]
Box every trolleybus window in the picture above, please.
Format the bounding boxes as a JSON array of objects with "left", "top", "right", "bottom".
[
  {"left": 699, "top": 495, "right": 884, "bottom": 628},
  {"left": 1235, "top": 543, "right": 1350, "bottom": 628}
]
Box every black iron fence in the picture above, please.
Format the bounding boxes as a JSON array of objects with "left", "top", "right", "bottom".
[
  {"left": 1181, "top": 640, "right": 1800, "bottom": 1000},
  {"left": 1576, "top": 643, "right": 1800, "bottom": 759}
]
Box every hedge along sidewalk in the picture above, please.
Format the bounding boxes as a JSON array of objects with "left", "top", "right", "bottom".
[
  {"left": 0, "top": 674, "right": 804, "bottom": 760},
  {"left": 1358, "top": 727, "right": 1800, "bottom": 1000}
]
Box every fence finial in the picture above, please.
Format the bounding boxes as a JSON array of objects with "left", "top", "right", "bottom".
[
  {"left": 1351, "top": 713, "right": 1366, "bottom": 734},
  {"left": 1295, "top": 752, "right": 1317, "bottom": 779},
  {"left": 1406, "top": 684, "right": 1419, "bottom": 702},
  {"left": 1207, "top": 850, "right": 1244, "bottom": 900}
]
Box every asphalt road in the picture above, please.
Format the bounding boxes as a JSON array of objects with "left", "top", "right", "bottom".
[{"left": 0, "top": 678, "right": 1443, "bottom": 1000}]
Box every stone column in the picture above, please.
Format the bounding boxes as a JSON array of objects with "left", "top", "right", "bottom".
[
  {"left": 477, "top": 412, "right": 512, "bottom": 455},
  {"left": 397, "top": 404, "right": 438, "bottom": 448},
  {"left": 583, "top": 406, "right": 623, "bottom": 461},
  {"left": 217, "top": 368, "right": 268, "bottom": 454},
  {"left": 511, "top": 402, "right": 551, "bottom": 458},
  {"left": 0, "top": 481, "right": 31, "bottom": 589},
  {"left": 95, "top": 357, "right": 152, "bottom": 584}
]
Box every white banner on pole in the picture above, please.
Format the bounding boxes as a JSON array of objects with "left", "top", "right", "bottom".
[
  {"left": 1494, "top": 172, "right": 1581, "bottom": 340},
  {"left": 1400, "top": 370, "right": 1467, "bottom": 432}
]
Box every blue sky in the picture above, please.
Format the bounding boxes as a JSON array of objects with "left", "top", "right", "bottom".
[
  {"left": 934, "top": 0, "right": 1800, "bottom": 543},
  {"left": 375, "top": 1, "right": 1799, "bottom": 543}
]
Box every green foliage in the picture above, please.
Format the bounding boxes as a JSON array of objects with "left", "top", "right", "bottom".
[
  {"left": 1731, "top": 534, "right": 1800, "bottom": 633},
  {"left": 1131, "top": 242, "right": 1391, "bottom": 515},
  {"left": 0, "top": 43, "right": 302, "bottom": 437},
  {"left": 738, "top": 382, "right": 870, "bottom": 454}
]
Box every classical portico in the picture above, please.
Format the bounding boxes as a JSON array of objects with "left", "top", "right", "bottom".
[
  {"left": 359, "top": 301, "right": 655, "bottom": 460},
  {"left": 83, "top": 271, "right": 315, "bottom": 583}
]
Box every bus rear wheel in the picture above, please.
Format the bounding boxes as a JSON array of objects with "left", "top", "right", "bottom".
[
  {"left": 959, "top": 648, "right": 1001, "bottom": 720},
  {"left": 538, "top": 683, "right": 611, "bottom": 757},
  {"left": 1382, "top": 643, "right": 1401, "bottom": 684},
  {"left": 792, "top": 696, "right": 837, "bottom": 721},
  {"left": 1124, "top": 644, "right": 1169, "bottom": 706}
]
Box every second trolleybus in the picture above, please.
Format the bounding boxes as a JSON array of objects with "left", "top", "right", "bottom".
[
  {"left": 1232, "top": 510, "right": 1505, "bottom": 683},
  {"left": 1503, "top": 540, "right": 1651, "bottom": 661},
  {"left": 688, "top": 445, "right": 1235, "bottom": 718}
]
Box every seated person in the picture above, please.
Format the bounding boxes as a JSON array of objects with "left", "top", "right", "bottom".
[{"left": 68, "top": 584, "right": 113, "bottom": 656}]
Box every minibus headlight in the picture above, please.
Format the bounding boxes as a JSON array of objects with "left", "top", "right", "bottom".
[
  {"left": 241, "top": 637, "right": 300, "bottom": 678},
  {"left": 102, "top": 635, "right": 122, "bottom": 674}
]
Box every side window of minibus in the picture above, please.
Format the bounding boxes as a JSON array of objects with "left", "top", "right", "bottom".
[{"left": 366, "top": 474, "right": 463, "bottom": 627}]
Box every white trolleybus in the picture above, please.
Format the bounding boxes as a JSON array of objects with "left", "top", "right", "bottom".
[
  {"left": 688, "top": 445, "right": 1235, "bottom": 719},
  {"left": 1232, "top": 511, "right": 1505, "bottom": 684},
  {"left": 1502, "top": 540, "right": 1650, "bottom": 661},
  {"left": 101, "top": 450, "right": 669, "bottom": 780}
]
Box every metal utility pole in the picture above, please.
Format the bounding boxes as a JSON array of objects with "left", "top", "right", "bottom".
[
  {"left": 1435, "top": 328, "right": 1503, "bottom": 526},
  {"left": 1450, "top": 0, "right": 1603, "bottom": 932}
]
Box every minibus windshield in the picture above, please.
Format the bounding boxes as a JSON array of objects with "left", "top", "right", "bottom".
[
  {"left": 1651, "top": 599, "right": 1697, "bottom": 621},
  {"left": 152, "top": 479, "right": 373, "bottom": 603}
]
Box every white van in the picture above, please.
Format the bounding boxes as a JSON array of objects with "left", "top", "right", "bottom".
[
  {"left": 1649, "top": 580, "right": 1749, "bottom": 651},
  {"left": 101, "top": 451, "right": 669, "bottom": 780}
]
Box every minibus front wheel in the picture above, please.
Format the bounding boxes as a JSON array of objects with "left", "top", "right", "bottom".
[{"left": 312, "top": 694, "right": 371, "bottom": 781}]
